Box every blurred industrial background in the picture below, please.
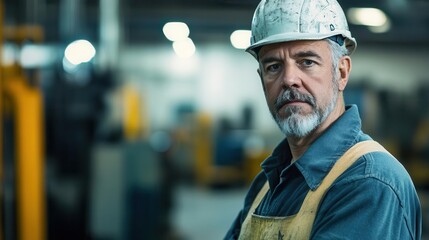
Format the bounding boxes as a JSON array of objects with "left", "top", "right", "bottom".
[{"left": 0, "top": 0, "right": 428, "bottom": 239}]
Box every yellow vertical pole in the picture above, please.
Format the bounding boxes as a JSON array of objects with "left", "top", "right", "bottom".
[
  {"left": 193, "top": 113, "right": 213, "bottom": 186},
  {"left": 123, "top": 86, "right": 142, "bottom": 140},
  {"left": 7, "top": 77, "right": 45, "bottom": 240}
]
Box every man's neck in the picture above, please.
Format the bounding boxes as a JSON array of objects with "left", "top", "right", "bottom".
[
  {"left": 288, "top": 134, "right": 319, "bottom": 164},
  {"left": 288, "top": 103, "right": 346, "bottom": 163}
]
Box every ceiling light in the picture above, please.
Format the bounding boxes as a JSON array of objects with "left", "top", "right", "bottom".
[
  {"left": 230, "top": 30, "right": 251, "bottom": 49},
  {"left": 368, "top": 19, "right": 391, "bottom": 33},
  {"left": 64, "top": 39, "right": 96, "bottom": 65},
  {"left": 172, "top": 38, "right": 195, "bottom": 58},
  {"left": 2, "top": 43, "right": 18, "bottom": 66},
  {"left": 347, "top": 8, "right": 388, "bottom": 27},
  {"left": 163, "top": 22, "right": 190, "bottom": 42},
  {"left": 20, "top": 44, "right": 56, "bottom": 68}
]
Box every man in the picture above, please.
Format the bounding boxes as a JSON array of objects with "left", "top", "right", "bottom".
[{"left": 225, "top": 0, "right": 422, "bottom": 239}]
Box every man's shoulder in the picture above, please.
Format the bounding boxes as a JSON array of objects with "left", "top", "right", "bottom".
[
  {"left": 333, "top": 149, "right": 418, "bottom": 208},
  {"left": 340, "top": 150, "right": 413, "bottom": 189},
  {"left": 315, "top": 151, "right": 421, "bottom": 239}
]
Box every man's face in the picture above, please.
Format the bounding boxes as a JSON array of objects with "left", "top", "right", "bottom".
[{"left": 258, "top": 40, "right": 340, "bottom": 138}]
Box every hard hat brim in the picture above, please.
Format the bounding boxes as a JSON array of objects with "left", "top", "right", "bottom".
[{"left": 246, "top": 31, "right": 357, "bottom": 59}]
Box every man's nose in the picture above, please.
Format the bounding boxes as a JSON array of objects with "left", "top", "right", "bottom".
[{"left": 282, "top": 65, "right": 301, "bottom": 88}]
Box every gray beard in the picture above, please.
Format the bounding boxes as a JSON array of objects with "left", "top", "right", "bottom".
[{"left": 272, "top": 88, "right": 338, "bottom": 138}]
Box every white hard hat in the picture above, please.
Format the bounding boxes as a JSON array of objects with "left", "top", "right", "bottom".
[{"left": 246, "top": 0, "right": 357, "bottom": 58}]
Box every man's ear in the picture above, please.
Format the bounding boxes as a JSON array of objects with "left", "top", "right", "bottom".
[{"left": 338, "top": 56, "right": 351, "bottom": 91}]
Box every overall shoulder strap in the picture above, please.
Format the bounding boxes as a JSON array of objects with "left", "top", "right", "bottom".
[{"left": 293, "top": 140, "right": 391, "bottom": 239}]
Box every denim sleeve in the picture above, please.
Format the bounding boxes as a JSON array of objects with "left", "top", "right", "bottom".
[
  {"left": 311, "top": 176, "right": 420, "bottom": 240},
  {"left": 224, "top": 210, "right": 243, "bottom": 240}
]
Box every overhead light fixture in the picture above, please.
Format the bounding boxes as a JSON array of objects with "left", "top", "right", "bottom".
[
  {"left": 347, "top": 8, "right": 388, "bottom": 27},
  {"left": 64, "top": 39, "right": 96, "bottom": 65},
  {"left": 20, "top": 44, "right": 56, "bottom": 68},
  {"left": 172, "top": 37, "right": 195, "bottom": 58},
  {"left": 230, "top": 30, "right": 251, "bottom": 49},
  {"left": 368, "top": 20, "right": 391, "bottom": 33},
  {"left": 347, "top": 8, "right": 390, "bottom": 33},
  {"left": 163, "top": 22, "right": 190, "bottom": 42},
  {"left": 2, "top": 43, "right": 18, "bottom": 66}
]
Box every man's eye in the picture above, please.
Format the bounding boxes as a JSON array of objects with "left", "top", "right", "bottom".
[
  {"left": 301, "top": 59, "right": 315, "bottom": 67},
  {"left": 266, "top": 64, "right": 281, "bottom": 72}
]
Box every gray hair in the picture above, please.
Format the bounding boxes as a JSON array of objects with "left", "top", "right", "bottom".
[{"left": 326, "top": 38, "right": 348, "bottom": 84}]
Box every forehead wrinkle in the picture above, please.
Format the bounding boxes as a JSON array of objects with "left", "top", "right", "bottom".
[
  {"left": 258, "top": 40, "right": 330, "bottom": 62},
  {"left": 259, "top": 48, "right": 324, "bottom": 66},
  {"left": 260, "top": 56, "right": 282, "bottom": 65},
  {"left": 292, "top": 51, "right": 322, "bottom": 61}
]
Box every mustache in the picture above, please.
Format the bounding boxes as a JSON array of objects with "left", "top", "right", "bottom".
[{"left": 274, "top": 89, "right": 316, "bottom": 111}]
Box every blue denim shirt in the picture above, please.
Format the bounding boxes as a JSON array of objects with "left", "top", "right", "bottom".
[{"left": 225, "top": 105, "right": 422, "bottom": 239}]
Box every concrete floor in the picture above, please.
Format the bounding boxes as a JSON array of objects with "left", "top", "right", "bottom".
[{"left": 171, "top": 185, "right": 247, "bottom": 240}]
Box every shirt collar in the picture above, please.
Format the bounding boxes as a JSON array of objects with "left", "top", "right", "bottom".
[
  {"left": 260, "top": 138, "right": 292, "bottom": 188},
  {"left": 261, "top": 105, "right": 363, "bottom": 190}
]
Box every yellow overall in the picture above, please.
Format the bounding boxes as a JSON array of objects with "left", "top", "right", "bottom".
[{"left": 238, "top": 140, "right": 389, "bottom": 240}]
